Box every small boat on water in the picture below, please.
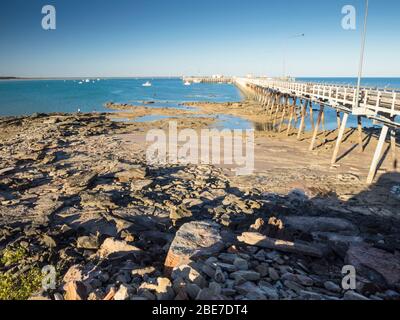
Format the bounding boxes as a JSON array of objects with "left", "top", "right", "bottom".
[
  {"left": 142, "top": 81, "right": 152, "bottom": 87},
  {"left": 184, "top": 81, "right": 191, "bottom": 86}
]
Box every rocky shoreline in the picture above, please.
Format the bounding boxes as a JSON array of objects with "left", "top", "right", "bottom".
[{"left": 0, "top": 112, "right": 399, "bottom": 301}]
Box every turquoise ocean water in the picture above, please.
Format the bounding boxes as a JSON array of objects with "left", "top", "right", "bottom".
[{"left": 0, "top": 77, "right": 399, "bottom": 130}]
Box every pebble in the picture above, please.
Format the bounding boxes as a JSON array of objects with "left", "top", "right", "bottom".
[
  {"left": 186, "top": 283, "right": 201, "bottom": 300},
  {"left": 255, "top": 264, "right": 269, "bottom": 277},
  {"left": 343, "top": 290, "right": 369, "bottom": 301},
  {"left": 324, "top": 281, "right": 342, "bottom": 293},
  {"left": 214, "top": 267, "right": 226, "bottom": 283},
  {"left": 231, "top": 270, "right": 261, "bottom": 281},
  {"left": 268, "top": 267, "right": 280, "bottom": 281}
]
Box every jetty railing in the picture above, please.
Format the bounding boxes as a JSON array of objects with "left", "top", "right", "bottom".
[{"left": 237, "top": 78, "right": 400, "bottom": 126}]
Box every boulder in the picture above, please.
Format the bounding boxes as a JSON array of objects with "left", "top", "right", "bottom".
[
  {"left": 345, "top": 242, "right": 400, "bottom": 287},
  {"left": 164, "top": 221, "right": 225, "bottom": 272}
]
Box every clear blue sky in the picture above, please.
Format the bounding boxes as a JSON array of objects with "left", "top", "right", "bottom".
[{"left": 0, "top": 0, "right": 399, "bottom": 77}]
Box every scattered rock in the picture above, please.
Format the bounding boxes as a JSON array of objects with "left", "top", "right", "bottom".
[
  {"left": 139, "top": 278, "right": 175, "bottom": 300},
  {"left": 343, "top": 290, "right": 369, "bottom": 301},
  {"left": 231, "top": 270, "right": 261, "bottom": 281},
  {"left": 282, "top": 273, "right": 314, "bottom": 286},
  {"left": 114, "top": 284, "right": 130, "bottom": 300},
  {"left": 115, "top": 166, "right": 147, "bottom": 182},
  {"left": 324, "top": 281, "right": 342, "bottom": 293},
  {"left": 186, "top": 283, "right": 201, "bottom": 300},
  {"left": 233, "top": 258, "right": 249, "bottom": 271},
  {"left": 238, "top": 232, "right": 327, "bottom": 258},
  {"left": 195, "top": 288, "right": 220, "bottom": 300},
  {"left": 268, "top": 267, "right": 280, "bottom": 281},
  {"left": 132, "top": 266, "right": 156, "bottom": 277},
  {"left": 283, "top": 216, "right": 358, "bottom": 234},
  {"left": 98, "top": 238, "right": 141, "bottom": 259},
  {"left": 77, "top": 235, "right": 99, "bottom": 250},
  {"left": 165, "top": 221, "right": 224, "bottom": 271},
  {"left": 346, "top": 242, "right": 400, "bottom": 287},
  {"left": 64, "top": 281, "right": 88, "bottom": 300},
  {"left": 41, "top": 234, "right": 57, "bottom": 248},
  {"left": 171, "top": 265, "right": 206, "bottom": 288},
  {"left": 0, "top": 112, "right": 398, "bottom": 302}
]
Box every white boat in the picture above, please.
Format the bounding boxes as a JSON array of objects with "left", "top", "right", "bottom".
[
  {"left": 142, "top": 81, "right": 152, "bottom": 87},
  {"left": 184, "top": 81, "right": 191, "bottom": 86},
  {"left": 85, "top": 79, "right": 90, "bottom": 83}
]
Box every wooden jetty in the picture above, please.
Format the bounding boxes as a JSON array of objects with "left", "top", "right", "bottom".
[
  {"left": 183, "top": 76, "right": 233, "bottom": 84},
  {"left": 236, "top": 77, "right": 400, "bottom": 184},
  {"left": 188, "top": 76, "right": 400, "bottom": 183}
]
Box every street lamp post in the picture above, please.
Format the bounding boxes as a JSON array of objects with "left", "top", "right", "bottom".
[
  {"left": 354, "top": 0, "right": 369, "bottom": 114},
  {"left": 283, "top": 33, "right": 305, "bottom": 79}
]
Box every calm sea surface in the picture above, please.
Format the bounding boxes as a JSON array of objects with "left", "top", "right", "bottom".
[{"left": 0, "top": 77, "right": 398, "bottom": 130}]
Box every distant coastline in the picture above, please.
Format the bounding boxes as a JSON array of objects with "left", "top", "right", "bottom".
[{"left": 0, "top": 77, "right": 24, "bottom": 80}]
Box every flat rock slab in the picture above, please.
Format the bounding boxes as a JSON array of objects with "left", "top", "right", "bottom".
[
  {"left": 165, "top": 221, "right": 225, "bottom": 272},
  {"left": 55, "top": 208, "right": 119, "bottom": 237},
  {"left": 238, "top": 232, "right": 327, "bottom": 258},
  {"left": 0, "top": 167, "right": 15, "bottom": 176},
  {"left": 115, "top": 166, "right": 147, "bottom": 182},
  {"left": 346, "top": 242, "right": 400, "bottom": 287},
  {"left": 283, "top": 216, "right": 358, "bottom": 234}
]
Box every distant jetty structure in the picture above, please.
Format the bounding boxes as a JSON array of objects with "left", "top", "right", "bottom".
[
  {"left": 183, "top": 75, "right": 233, "bottom": 84},
  {"left": 185, "top": 76, "right": 399, "bottom": 183}
]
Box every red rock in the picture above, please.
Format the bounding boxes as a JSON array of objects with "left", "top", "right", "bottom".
[
  {"left": 346, "top": 243, "right": 400, "bottom": 287},
  {"left": 64, "top": 281, "right": 87, "bottom": 300}
]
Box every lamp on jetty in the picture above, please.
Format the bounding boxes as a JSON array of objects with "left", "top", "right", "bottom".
[
  {"left": 282, "top": 33, "right": 305, "bottom": 80},
  {"left": 353, "top": 0, "right": 369, "bottom": 115}
]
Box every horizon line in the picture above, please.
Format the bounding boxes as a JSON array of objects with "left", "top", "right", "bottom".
[{"left": 2, "top": 75, "right": 400, "bottom": 80}]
